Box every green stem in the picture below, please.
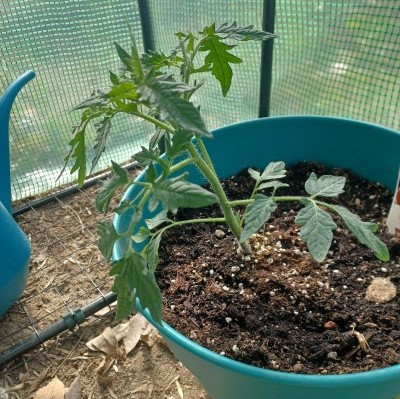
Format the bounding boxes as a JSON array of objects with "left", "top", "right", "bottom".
[
  {"left": 131, "top": 110, "right": 176, "bottom": 134},
  {"left": 159, "top": 216, "right": 226, "bottom": 236},
  {"left": 170, "top": 158, "right": 195, "bottom": 174},
  {"left": 229, "top": 196, "right": 304, "bottom": 207},
  {"left": 195, "top": 136, "right": 217, "bottom": 174},
  {"left": 186, "top": 142, "right": 251, "bottom": 254}
]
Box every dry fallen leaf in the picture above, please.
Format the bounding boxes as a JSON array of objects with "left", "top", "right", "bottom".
[
  {"left": 96, "top": 354, "right": 116, "bottom": 377},
  {"left": 64, "top": 375, "right": 82, "bottom": 399},
  {"left": 123, "top": 313, "right": 149, "bottom": 354},
  {"left": 86, "top": 327, "right": 118, "bottom": 355},
  {"left": 27, "top": 367, "right": 50, "bottom": 394},
  {"left": 175, "top": 380, "right": 184, "bottom": 399},
  {"left": 86, "top": 313, "right": 161, "bottom": 356},
  {"left": 141, "top": 324, "right": 162, "bottom": 348},
  {"left": 33, "top": 377, "right": 64, "bottom": 399},
  {"left": 0, "top": 386, "right": 8, "bottom": 399}
]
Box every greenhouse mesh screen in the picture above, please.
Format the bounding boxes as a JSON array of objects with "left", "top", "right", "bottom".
[{"left": 1, "top": 0, "right": 399, "bottom": 201}]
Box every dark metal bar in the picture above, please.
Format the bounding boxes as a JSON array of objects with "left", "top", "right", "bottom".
[
  {"left": 137, "top": 0, "right": 155, "bottom": 52},
  {"left": 258, "top": 0, "right": 277, "bottom": 118},
  {"left": 0, "top": 292, "right": 117, "bottom": 369}
]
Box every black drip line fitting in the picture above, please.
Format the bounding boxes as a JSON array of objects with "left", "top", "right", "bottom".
[{"left": 0, "top": 292, "right": 117, "bottom": 369}]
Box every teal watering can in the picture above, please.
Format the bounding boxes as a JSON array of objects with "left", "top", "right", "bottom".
[{"left": 0, "top": 70, "right": 34, "bottom": 317}]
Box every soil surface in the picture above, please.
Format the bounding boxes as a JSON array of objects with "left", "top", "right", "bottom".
[{"left": 157, "top": 162, "right": 400, "bottom": 374}]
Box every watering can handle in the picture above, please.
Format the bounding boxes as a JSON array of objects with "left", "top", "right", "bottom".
[{"left": 0, "top": 70, "right": 35, "bottom": 214}]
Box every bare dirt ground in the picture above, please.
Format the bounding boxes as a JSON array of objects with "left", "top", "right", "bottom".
[{"left": 0, "top": 174, "right": 208, "bottom": 399}]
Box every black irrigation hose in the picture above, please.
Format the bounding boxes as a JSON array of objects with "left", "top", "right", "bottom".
[{"left": 0, "top": 292, "right": 117, "bottom": 369}]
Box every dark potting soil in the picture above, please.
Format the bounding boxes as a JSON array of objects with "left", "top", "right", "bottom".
[{"left": 156, "top": 162, "right": 400, "bottom": 374}]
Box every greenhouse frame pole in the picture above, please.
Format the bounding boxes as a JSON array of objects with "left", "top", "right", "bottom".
[
  {"left": 258, "top": 0, "right": 276, "bottom": 118},
  {"left": 138, "top": 0, "right": 155, "bottom": 52}
]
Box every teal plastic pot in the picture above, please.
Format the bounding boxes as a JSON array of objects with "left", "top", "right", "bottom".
[{"left": 114, "top": 116, "right": 400, "bottom": 399}]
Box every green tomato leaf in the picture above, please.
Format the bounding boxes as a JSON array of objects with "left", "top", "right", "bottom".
[
  {"left": 152, "top": 174, "right": 218, "bottom": 213},
  {"left": 66, "top": 127, "right": 86, "bottom": 187},
  {"left": 91, "top": 116, "right": 113, "bottom": 173},
  {"left": 110, "top": 251, "right": 163, "bottom": 322},
  {"left": 96, "top": 161, "right": 129, "bottom": 214},
  {"left": 146, "top": 210, "right": 171, "bottom": 230},
  {"left": 215, "top": 21, "right": 278, "bottom": 41},
  {"left": 133, "top": 146, "right": 160, "bottom": 167},
  {"left": 199, "top": 35, "right": 242, "bottom": 96},
  {"left": 115, "top": 29, "right": 144, "bottom": 80},
  {"left": 114, "top": 42, "right": 134, "bottom": 72},
  {"left": 97, "top": 221, "right": 122, "bottom": 261},
  {"left": 144, "top": 234, "right": 162, "bottom": 273},
  {"left": 139, "top": 75, "right": 209, "bottom": 136},
  {"left": 166, "top": 128, "right": 193, "bottom": 158},
  {"left": 305, "top": 173, "right": 346, "bottom": 198},
  {"left": 73, "top": 90, "right": 108, "bottom": 110},
  {"left": 240, "top": 194, "right": 277, "bottom": 243},
  {"left": 114, "top": 199, "right": 136, "bottom": 215},
  {"left": 109, "top": 70, "right": 119, "bottom": 85},
  {"left": 128, "top": 24, "right": 145, "bottom": 80},
  {"left": 142, "top": 50, "right": 183, "bottom": 71},
  {"left": 295, "top": 200, "right": 337, "bottom": 262},
  {"left": 331, "top": 205, "right": 389, "bottom": 261},
  {"left": 114, "top": 292, "right": 133, "bottom": 320},
  {"left": 131, "top": 226, "right": 152, "bottom": 243},
  {"left": 149, "top": 128, "right": 169, "bottom": 151},
  {"left": 105, "top": 80, "right": 138, "bottom": 101}
]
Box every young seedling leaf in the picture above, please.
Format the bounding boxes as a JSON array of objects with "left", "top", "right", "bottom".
[
  {"left": 240, "top": 194, "right": 277, "bottom": 243},
  {"left": 199, "top": 35, "right": 242, "bottom": 96},
  {"left": 305, "top": 173, "right": 346, "bottom": 198},
  {"left": 152, "top": 174, "right": 218, "bottom": 213},
  {"left": 139, "top": 76, "right": 209, "bottom": 136},
  {"left": 144, "top": 234, "right": 162, "bottom": 272},
  {"left": 259, "top": 161, "right": 287, "bottom": 182},
  {"left": 97, "top": 221, "right": 122, "bottom": 261},
  {"left": 248, "top": 167, "right": 260, "bottom": 181},
  {"left": 96, "top": 161, "right": 129, "bottom": 213},
  {"left": 295, "top": 200, "right": 337, "bottom": 262},
  {"left": 257, "top": 181, "right": 289, "bottom": 192},
  {"left": 331, "top": 205, "right": 389, "bottom": 261},
  {"left": 111, "top": 251, "right": 163, "bottom": 322}
]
